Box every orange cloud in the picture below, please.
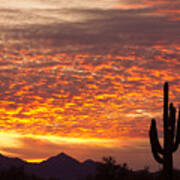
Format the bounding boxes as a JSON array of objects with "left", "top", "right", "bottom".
[{"left": 0, "top": 44, "right": 179, "bottom": 141}]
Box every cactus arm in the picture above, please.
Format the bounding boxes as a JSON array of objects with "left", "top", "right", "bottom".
[
  {"left": 149, "top": 119, "right": 164, "bottom": 154},
  {"left": 151, "top": 146, "right": 164, "bottom": 164},
  {"left": 170, "top": 103, "right": 176, "bottom": 143},
  {"left": 172, "top": 108, "right": 180, "bottom": 152},
  {"left": 149, "top": 120, "right": 164, "bottom": 164}
]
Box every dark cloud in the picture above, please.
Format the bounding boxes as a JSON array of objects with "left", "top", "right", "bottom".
[{"left": 1, "top": 7, "right": 179, "bottom": 50}]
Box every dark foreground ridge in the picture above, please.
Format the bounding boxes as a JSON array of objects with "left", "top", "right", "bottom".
[{"left": 1, "top": 153, "right": 180, "bottom": 180}]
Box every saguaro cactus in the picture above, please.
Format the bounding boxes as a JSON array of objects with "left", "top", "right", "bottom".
[{"left": 149, "top": 82, "right": 180, "bottom": 180}]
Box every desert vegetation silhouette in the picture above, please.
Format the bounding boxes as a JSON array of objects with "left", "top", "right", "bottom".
[{"left": 149, "top": 82, "right": 180, "bottom": 180}]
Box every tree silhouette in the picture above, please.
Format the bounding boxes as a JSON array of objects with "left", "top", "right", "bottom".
[
  {"left": 149, "top": 82, "right": 180, "bottom": 180},
  {"left": 95, "top": 156, "right": 119, "bottom": 180},
  {"left": 94, "top": 156, "right": 131, "bottom": 180}
]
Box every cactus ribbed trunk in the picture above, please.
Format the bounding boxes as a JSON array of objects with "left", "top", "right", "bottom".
[
  {"left": 163, "top": 148, "right": 172, "bottom": 180},
  {"left": 149, "top": 82, "right": 180, "bottom": 180},
  {"left": 163, "top": 82, "right": 172, "bottom": 180}
]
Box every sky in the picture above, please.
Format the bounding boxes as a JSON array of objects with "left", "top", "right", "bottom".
[{"left": 0, "top": 0, "right": 180, "bottom": 171}]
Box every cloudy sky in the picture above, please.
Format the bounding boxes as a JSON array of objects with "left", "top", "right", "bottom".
[{"left": 0, "top": 0, "right": 180, "bottom": 171}]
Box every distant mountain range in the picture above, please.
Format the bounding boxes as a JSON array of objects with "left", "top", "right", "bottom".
[
  {"left": 0, "top": 153, "right": 98, "bottom": 180},
  {"left": 2, "top": 153, "right": 180, "bottom": 180}
]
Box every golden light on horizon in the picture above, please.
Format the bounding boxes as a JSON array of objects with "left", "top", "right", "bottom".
[{"left": 0, "top": 132, "right": 152, "bottom": 163}]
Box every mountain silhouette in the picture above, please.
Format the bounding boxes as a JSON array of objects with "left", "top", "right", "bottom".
[
  {"left": 40, "top": 152, "right": 80, "bottom": 166},
  {"left": 0, "top": 153, "right": 98, "bottom": 180},
  {"left": 0, "top": 153, "right": 27, "bottom": 169}
]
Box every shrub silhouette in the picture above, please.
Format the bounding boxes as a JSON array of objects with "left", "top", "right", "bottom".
[
  {"left": 93, "top": 156, "right": 131, "bottom": 180},
  {"left": 85, "top": 156, "right": 155, "bottom": 180},
  {"left": 95, "top": 156, "right": 119, "bottom": 180},
  {"left": 149, "top": 82, "right": 180, "bottom": 180}
]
